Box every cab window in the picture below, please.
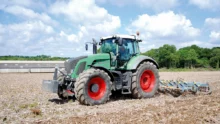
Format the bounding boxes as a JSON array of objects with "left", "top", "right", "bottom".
[
  {"left": 119, "top": 39, "right": 134, "bottom": 60},
  {"left": 101, "top": 38, "right": 117, "bottom": 55}
]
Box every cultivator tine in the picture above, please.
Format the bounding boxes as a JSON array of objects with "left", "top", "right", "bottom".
[{"left": 159, "top": 79, "right": 212, "bottom": 96}]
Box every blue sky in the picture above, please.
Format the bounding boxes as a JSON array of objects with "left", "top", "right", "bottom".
[{"left": 0, "top": 0, "right": 219, "bottom": 57}]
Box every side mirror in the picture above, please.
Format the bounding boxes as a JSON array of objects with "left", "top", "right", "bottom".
[{"left": 85, "top": 44, "right": 88, "bottom": 51}]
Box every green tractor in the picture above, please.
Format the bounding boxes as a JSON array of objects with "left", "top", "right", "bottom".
[{"left": 43, "top": 34, "right": 159, "bottom": 105}]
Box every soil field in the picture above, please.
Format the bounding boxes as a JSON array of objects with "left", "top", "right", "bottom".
[{"left": 0, "top": 72, "right": 220, "bottom": 124}]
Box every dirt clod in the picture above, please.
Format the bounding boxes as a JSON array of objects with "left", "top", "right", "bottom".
[{"left": 31, "top": 109, "right": 41, "bottom": 115}]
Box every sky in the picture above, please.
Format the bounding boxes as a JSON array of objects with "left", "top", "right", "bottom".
[{"left": 0, "top": 0, "right": 219, "bottom": 57}]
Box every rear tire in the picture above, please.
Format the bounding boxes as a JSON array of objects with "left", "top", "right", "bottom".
[
  {"left": 74, "top": 68, "right": 112, "bottom": 105},
  {"left": 131, "top": 61, "right": 159, "bottom": 98}
]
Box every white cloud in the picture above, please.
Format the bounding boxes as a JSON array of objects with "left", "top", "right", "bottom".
[
  {"left": 59, "top": 31, "right": 79, "bottom": 43},
  {"left": 0, "top": 0, "right": 121, "bottom": 57},
  {"left": 127, "top": 11, "right": 201, "bottom": 52},
  {"left": 1, "top": 5, "right": 57, "bottom": 26},
  {"left": 139, "top": 44, "right": 156, "bottom": 52},
  {"left": 179, "top": 40, "right": 218, "bottom": 48},
  {"left": 138, "top": 39, "right": 217, "bottom": 52},
  {"left": 209, "top": 31, "right": 220, "bottom": 43},
  {"left": 0, "top": 0, "right": 32, "bottom": 8},
  {"left": 49, "top": 0, "right": 121, "bottom": 48},
  {"left": 10, "top": 21, "right": 54, "bottom": 34},
  {"left": 128, "top": 11, "right": 200, "bottom": 41},
  {"left": 95, "top": 0, "right": 107, "bottom": 4},
  {"left": 2, "top": 0, "right": 218, "bottom": 57},
  {"left": 0, "top": 0, "right": 47, "bottom": 10},
  {"left": 84, "top": 16, "right": 121, "bottom": 35},
  {"left": 0, "top": 20, "right": 90, "bottom": 56},
  {"left": 135, "top": 0, "right": 178, "bottom": 11},
  {"left": 49, "top": 0, "right": 120, "bottom": 25},
  {"left": 205, "top": 18, "right": 220, "bottom": 31},
  {"left": 49, "top": 0, "right": 121, "bottom": 34},
  {"left": 0, "top": 21, "right": 55, "bottom": 55},
  {"left": 204, "top": 18, "right": 220, "bottom": 43},
  {"left": 179, "top": 40, "right": 203, "bottom": 48},
  {"left": 1, "top": 21, "right": 54, "bottom": 42},
  {"left": 95, "top": 0, "right": 178, "bottom": 11},
  {"left": 210, "top": 31, "right": 220, "bottom": 39},
  {"left": 189, "top": 0, "right": 220, "bottom": 11}
]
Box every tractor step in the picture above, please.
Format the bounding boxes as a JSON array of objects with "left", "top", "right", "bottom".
[
  {"left": 121, "top": 86, "right": 131, "bottom": 94},
  {"left": 121, "top": 72, "right": 132, "bottom": 94}
]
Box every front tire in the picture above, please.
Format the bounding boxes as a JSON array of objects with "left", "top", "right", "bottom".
[
  {"left": 74, "top": 68, "right": 112, "bottom": 105},
  {"left": 57, "top": 69, "right": 68, "bottom": 99},
  {"left": 131, "top": 61, "right": 159, "bottom": 98}
]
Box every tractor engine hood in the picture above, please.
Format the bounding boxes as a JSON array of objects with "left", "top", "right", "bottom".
[
  {"left": 87, "top": 53, "right": 110, "bottom": 61},
  {"left": 64, "top": 56, "right": 87, "bottom": 74},
  {"left": 85, "top": 53, "right": 111, "bottom": 69},
  {"left": 70, "top": 53, "right": 111, "bottom": 79}
]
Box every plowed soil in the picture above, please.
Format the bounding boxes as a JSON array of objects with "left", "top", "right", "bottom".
[{"left": 0, "top": 72, "right": 220, "bottom": 124}]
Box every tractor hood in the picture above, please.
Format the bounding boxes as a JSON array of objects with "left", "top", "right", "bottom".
[
  {"left": 87, "top": 53, "right": 110, "bottom": 60},
  {"left": 71, "top": 53, "right": 111, "bottom": 78},
  {"left": 64, "top": 56, "right": 87, "bottom": 74},
  {"left": 88, "top": 53, "right": 111, "bottom": 69}
]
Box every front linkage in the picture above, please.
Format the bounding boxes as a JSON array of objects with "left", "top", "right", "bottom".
[{"left": 42, "top": 67, "right": 75, "bottom": 98}]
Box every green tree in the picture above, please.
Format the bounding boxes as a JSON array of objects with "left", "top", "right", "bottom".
[
  {"left": 169, "top": 53, "right": 179, "bottom": 68},
  {"left": 200, "top": 48, "right": 212, "bottom": 59},
  {"left": 158, "top": 44, "right": 176, "bottom": 68},
  {"left": 177, "top": 49, "right": 188, "bottom": 68},
  {"left": 142, "top": 49, "right": 159, "bottom": 62},
  {"left": 190, "top": 45, "right": 202, "bottom": 57},
  {"left": 186, "top": 49, "right": 198, "bottom": 68},
  {"left": 210, "top": 48, "right": 220, "bottom": 69}
]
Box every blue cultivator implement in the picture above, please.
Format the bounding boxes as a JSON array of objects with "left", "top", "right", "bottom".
[{"left": 159, "top": 79, "right": 212, "bottom": 97}]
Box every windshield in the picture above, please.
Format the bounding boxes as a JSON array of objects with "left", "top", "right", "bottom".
[
  {"left": 134, "top": 41, "right": 140, "bottom": 54},
  {"left": 119, "top": 39, "right": 135, "bottom": 61},
  {"left": 100, "top": 38, "right": 117, "bottom": 55},
  {"left": 100, "top": 38, "right": 139, "bottom": 61}
]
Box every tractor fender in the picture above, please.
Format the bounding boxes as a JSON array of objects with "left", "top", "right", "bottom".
[
  {"left": 90, "top": 65, "right": 114, "bottom": 82},
  {"left": 127, "top": 55, "right": 159, "bottom": 70}
]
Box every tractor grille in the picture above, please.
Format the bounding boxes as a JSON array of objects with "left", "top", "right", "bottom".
[
  {"left": 64, "top": 56, "right": 87, "bottom": 74},
  {"left": 77, "top": 62, "right": 86, "bottom": 75}
]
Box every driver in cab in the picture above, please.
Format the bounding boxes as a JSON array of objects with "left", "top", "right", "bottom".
[{"left": 119, "top": 39, "right": 129, "bottom": 60}]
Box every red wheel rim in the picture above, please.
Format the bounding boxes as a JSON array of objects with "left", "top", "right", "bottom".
[
  {"left": 88, "top": 77, "right": 106, "bottom": 100},
  {"left": 140, "top": 70, "right": 155, "bottom": 92}
]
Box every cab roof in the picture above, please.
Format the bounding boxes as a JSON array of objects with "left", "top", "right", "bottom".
[{"left": 101, "top": 34, "right": 136, "bottom": 40}]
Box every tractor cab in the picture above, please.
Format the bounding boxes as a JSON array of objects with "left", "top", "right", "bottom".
[{"left": 99, "top": 35, "right": 141, "bottom": 67}]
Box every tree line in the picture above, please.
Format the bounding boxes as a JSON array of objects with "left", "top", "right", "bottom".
[
  {"left": 0, "top": 55, "right": 69, "bottom": 61},
  {"left": 142, "top": 45, "right": 220, "bottom": 69},
  {"left": 1, "top": 45, "right": 220, "bottom": 69}
]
